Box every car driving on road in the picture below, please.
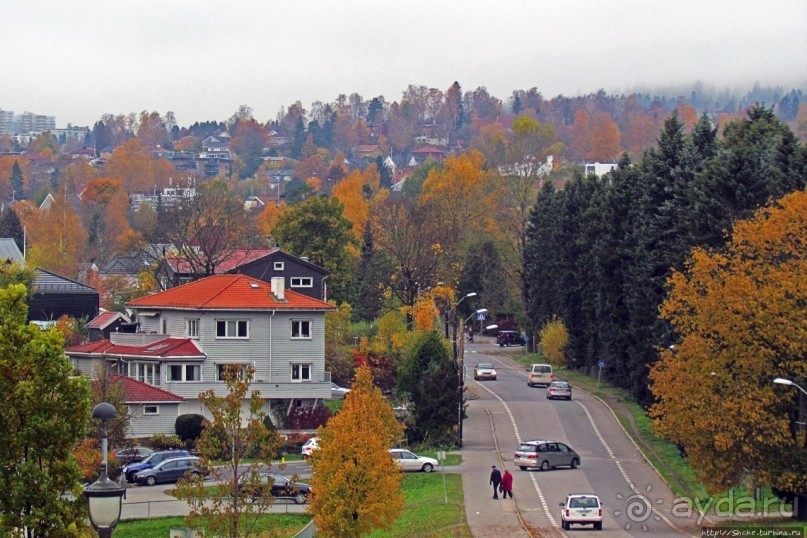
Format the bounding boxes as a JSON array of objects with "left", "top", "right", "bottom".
[
  {"left": 473, "top": 363, "right": 497, "bottom": 380},
  {"left": 546, "top": 380, "right": 572, "bottom": 400},
  {"left": 527, "top": 363, "right": 554, "bottom": 387},
  {"left": 389, "top": 448, "right": 438, "bottom": 472},
  {"left": 559, "top": 493, "right": 603, "bottom": 530},
  {"left": 496, "top": 331, "right": 526, "bottom": 346},
  {"left": 514, "top": 440, "right": 580, "bottom": 471}
]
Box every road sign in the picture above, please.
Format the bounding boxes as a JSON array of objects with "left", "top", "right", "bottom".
[{"left": 597, "top": 360, "right": 605, "bottom": 368}]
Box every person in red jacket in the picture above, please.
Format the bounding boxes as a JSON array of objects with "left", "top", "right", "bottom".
[{"left": 500, "top": 469, "right": 513, "bottom": 499}]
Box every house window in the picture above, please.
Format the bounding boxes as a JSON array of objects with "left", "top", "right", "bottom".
[
  {"left": 186, "top": 319, "right": 199, "bottom": 338},
  {"left": 143, "top": 405, "right": 159, "bottom": 415},
  {"left": 160, "top": 317, "right": 167, "bottom": 334},
  {"left": 274, "top": 261, "right": 284, "bottom": 271},
  {"left": 291, "top": 320, "right": 312, "bottom": 339},
  {"left": 217, "top": 363, "right": 251, "bottom": 381},
  {"left": 129, "top": 362, "right": 160, "bottom": 386},
  {"left": 290, "top": 277, "right": 313, "bottom": 288},
  {"left": 216, "top": 319, "right": 249, "bottom": 339},
  {"left": 167, "top": 364, "right": 201, "bottom": 382},
  {"left": 291, "top": 363, "right": 312, "bottom": 382}
]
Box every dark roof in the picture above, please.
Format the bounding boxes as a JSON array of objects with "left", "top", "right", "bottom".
[
  {"left": 32, "top": 268, "right": 98, "bottom": 295},
  {"left": 99, "top": 254, "right": 150, "bottom": 275}
]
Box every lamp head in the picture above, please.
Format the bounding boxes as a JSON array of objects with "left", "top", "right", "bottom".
[
  {"left": 92, "top": 402, "right": 117, "bottom": 421},
  {"left": 486, "top": 324, "right": 498, "bottom": 330},
  {"left": 465, "top": 292, "right": 477, "bottom": 298},
  {"left": 476, "top": 308, "right": 488, "bottom": 314},
  {"left": 773, "top": 378, "right": 793, "bottom": 386}
]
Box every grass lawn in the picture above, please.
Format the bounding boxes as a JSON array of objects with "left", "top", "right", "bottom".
[
  {"left": 367, "top": 473, "right": 471, "bottom": 537},
  {"left": 115, "top": 513, "right": 309, "bottom": 538},
  {"left": 116, "top": 471, "right": 468, "bottom": 537}
]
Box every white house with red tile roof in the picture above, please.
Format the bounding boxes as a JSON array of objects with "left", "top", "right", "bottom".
[
  {"left": 65, "top": 274, "right": 334, "bottom": 437},
  {"left": 99, "top": 375, "right": 186, "bottom": 438}
]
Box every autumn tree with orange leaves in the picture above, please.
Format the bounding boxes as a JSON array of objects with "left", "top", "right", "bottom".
[
  {"left": 309, "top": 366, "right": 404, "bottom": 537},
  {"left": 16, "top": 196, "right": 87, "bottom": 278},
  {"left": 650, "top": 191, "right": 807, "bottom": 518}
]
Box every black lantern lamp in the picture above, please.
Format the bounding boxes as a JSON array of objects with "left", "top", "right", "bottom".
[{"left": 84, "top": 402, "right": 126, "bottom": 537}]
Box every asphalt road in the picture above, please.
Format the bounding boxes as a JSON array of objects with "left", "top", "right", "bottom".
[{"left": 463, "top": 341, "right": 702, "bottom": 536}]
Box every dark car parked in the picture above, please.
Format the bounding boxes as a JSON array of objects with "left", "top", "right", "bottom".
[
  {"left": 133, "top": 456, "right": 207, "bottom": 486},
  {"left": 237, "top": 472, "right": 312, "bottom": 504},
  {"left": 111, "top": 446, "right": 153, "bottom": 466},
  {"left": 122, "top": 449, "right": 190, "bottom": 483},
  {"left": 497, "top": 330, "right": 526, "bottom": 347}
]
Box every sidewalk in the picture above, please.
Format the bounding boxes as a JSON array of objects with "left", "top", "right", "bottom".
[{"left": 458, "top": 386, "right": 534, "bottom": 537}]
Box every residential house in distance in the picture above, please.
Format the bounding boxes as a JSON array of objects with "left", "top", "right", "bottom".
[
  {"left": 0, "top": 238, "right": 24, "bottom": 263},
  {"left": 66, "top": 274, "right": 334, "bottom": 437},
  {"left": 155, "top": 248, "right": 330, "bottom": 301},
  {"left": 85, "top": 309, "right": 134, "bottom": 342},
  {"left": 408, "top": 146, "right": 445, "bottom": 166},
  {"left": 584, "top": 162, "right": 618, "bottom": 178}
]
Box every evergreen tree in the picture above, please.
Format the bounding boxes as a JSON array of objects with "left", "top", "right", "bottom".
[
  {"left": 0, "top": 207, "right": 25, "bottom": 252},
  {"left": 375, "top": 155, "right": 393, "bottom": 188},
  {"left": 687, "top": 105, "right": 806, "bottom": 249},
  {"left": 10, "top": 161, "right": 24, "bottom": 200},
  {"left": 399, "top": 331, "right": 459, "bottom": 446},
  {"left": 351, "top": 223, "right": 392, "bottom": 322}
]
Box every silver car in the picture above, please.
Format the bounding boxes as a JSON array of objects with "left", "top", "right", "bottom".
[
  {"left": 389, "top": 449, "right": 437, "bottom": 472},
  {"left": 473, "top": 363, "right": 497, "bottom": 380},
  {"left": 514, "top": 440, "right": 580, "bottom": 471},
  {"left": 546, "top": 380, "right": 572, "bottom": 400}
]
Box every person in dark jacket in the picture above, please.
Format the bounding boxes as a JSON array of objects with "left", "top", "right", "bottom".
[
  {"left": 490, "top": 465, "right": 502, "bottom": 499},
  {"left": 501, "top": 469, "right": 513, "bottom": 499}
]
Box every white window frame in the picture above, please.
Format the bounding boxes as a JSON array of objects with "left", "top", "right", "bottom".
[
  {"left": 167, "top": 364, "right": 201, "bottom": 382},
  {"left": 128, "top": 361, "right": 160, "bottom": 386},
  {"left": 274, "top": 261, "right": 284, "bottom": 271},
  {"left": 186, "top": 319, "right": 200, "bottom": 338},
  {"left": 216, "top": 363, "right": 252, "bottom": 382},
  {"left": 291, "top": 320, "right": 312, "bottom": 339},
  {"left": 291, "top": 363, "right": 312, "bottom": 382},
  {"left": 216, "top": 319, "right": 249, "bottom": 339},
  {"left": 290, "top": 277, "right": 313, "bottom": 288},
  {"left": 143, "top": 405, "right": 159, "bottom": 415}
]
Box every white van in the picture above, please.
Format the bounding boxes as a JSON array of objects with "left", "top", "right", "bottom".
[{"left": 528, "top": 364, "right": 554, "bottom": 387}]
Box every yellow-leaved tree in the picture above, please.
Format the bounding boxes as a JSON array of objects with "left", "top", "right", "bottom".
[
  {"left": 310, "top": 366, "right": 404, "bottom": 536},
  {"left": 539, "top": 316, "right": 568, "bottom": 365},
  {"left": 650, "top": 191, "right": 806, "bottom": 515}
]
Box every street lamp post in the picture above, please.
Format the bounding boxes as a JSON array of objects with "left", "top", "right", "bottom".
[
  {"left": 773, "top": 377, "right": 807, "bottom": 520},
  {"left": 452, "top": 292, "right": 477, "bottom": 448},
  {"left": 84, "top": 403, "right": 126, "bottom": 538}
]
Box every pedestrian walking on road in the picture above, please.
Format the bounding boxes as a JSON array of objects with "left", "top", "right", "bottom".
[
  {"left": 501, "top": 469, "right": 513, "bottom": 499},
  {"left": 490, "top": 465, "right": 502, "bottom": 499}
]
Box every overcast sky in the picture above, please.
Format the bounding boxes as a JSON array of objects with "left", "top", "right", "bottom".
[{"left": 3, "top": 0, "right": 806, "bottom": 128}]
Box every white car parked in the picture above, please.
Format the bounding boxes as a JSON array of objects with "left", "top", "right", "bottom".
[
  {"left": 331, "top": 383, "right": 351, "bottom": 399},
  {"left": 301, "top": 437, "right": 319, "bottom": 460},
  {"left": 559, "top": 493, "right": 603, "bottom": 530},
  {"left": 389, "top": 448, "right": 438, "bottom": 472}
]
